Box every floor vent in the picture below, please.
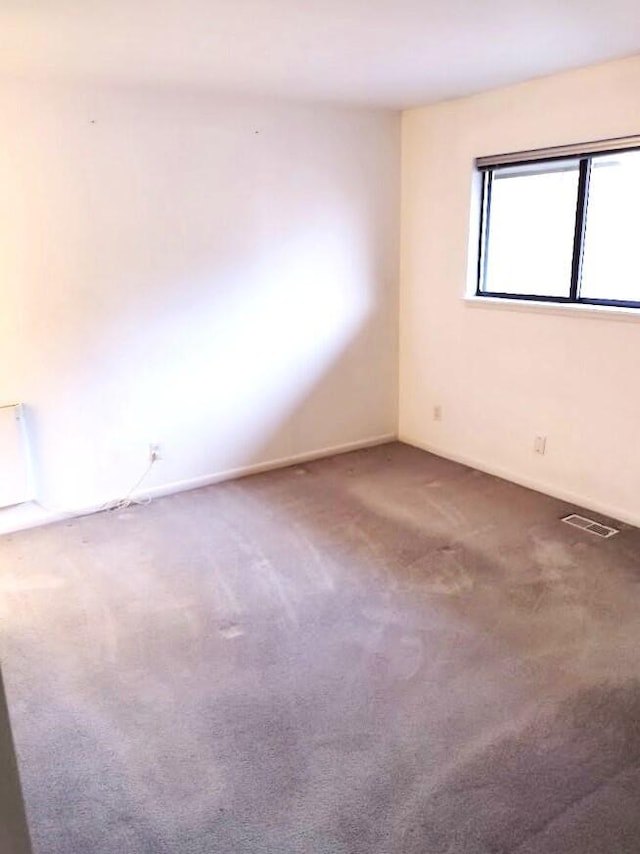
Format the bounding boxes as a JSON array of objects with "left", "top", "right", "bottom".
[{"left": 562, "top": 514, "right": 619, "bottom": 538}]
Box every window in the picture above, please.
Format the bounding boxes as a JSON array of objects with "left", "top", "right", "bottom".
[{"left": 477, "top": 143, "right": 640, "bottom": 308}]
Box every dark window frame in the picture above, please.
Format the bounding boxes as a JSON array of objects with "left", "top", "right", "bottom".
[{"left": 476, "top": 145, "right": 640, "bottom": 309}]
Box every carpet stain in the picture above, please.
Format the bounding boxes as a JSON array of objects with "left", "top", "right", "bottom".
[{"left": 218, "top": 622, "right": 244, "bottom": 640}]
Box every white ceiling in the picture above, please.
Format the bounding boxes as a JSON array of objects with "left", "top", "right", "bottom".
[{"left": 2, "top": 0, "right": 640, "bottom": 108}]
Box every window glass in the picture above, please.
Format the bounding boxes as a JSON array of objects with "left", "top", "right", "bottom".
[
  {"left": 580, "top": 151, "right": 640, "bottom": 303},
  {"left": 482, "top": 161, "right": 579, "bottom": 297}
]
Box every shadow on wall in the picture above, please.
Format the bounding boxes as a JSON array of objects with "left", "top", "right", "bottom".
[
  {"left": 1, "top": 85, "right": 398, "bottom": 512},
  {"left": 26, "top": 227, "right": 381, "bottom": 508},
  {"left": 0, "top": 667, "right": 32, "bottom": 854}
]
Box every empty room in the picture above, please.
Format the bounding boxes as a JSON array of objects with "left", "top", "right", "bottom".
[{"left": 1, "top": 2, "right": 640, "bottom": 852}]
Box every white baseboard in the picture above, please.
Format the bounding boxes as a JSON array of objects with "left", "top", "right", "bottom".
[
  {"left": 0, "top": 433, "right": 396, "bottom": 536},
  {"left": 400, "top": 435, "right": 640, "bottom": 530},
  {"left": 140, "top": 433, "right": 396, "bottom": 502}
]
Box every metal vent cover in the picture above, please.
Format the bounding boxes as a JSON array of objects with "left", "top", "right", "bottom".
[{"left": 562, "top": 514, "right": 619, "bottom": 538}]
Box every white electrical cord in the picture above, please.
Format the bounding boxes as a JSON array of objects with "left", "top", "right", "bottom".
[
  {"left": 101, "top": 457, "right": 157, "bottom": 512},
  {"left": 34, "top": 456, "right": 158, "bottom": 518}
]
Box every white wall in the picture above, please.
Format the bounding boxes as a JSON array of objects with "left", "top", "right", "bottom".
[
  {"left": 400, "top": 55, "right": 640, "bottom": 526},
  {"left": 0, "top": 80, "right": 399, "bottom": 518}
]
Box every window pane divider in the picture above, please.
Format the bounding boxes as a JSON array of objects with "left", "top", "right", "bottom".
[{"left": 569, "top": 157, "right": 591, "bottom": 301}]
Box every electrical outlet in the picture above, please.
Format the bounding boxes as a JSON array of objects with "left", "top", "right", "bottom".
[
  {"left": 149, "top": 443, "right": 162, "bottom": 462},
  {"left": 534, "top": 436, "right": 547, "bottom": 455},
  {"left": 433, "top": 405, "right": 443, "bottom": 422}
]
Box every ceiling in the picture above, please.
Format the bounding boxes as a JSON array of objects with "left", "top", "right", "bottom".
[{"left": 2, "top": 0, "right": 639, "bottom": 108}]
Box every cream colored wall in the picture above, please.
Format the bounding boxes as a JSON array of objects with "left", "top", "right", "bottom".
[
  {"left": 400, "top": 55, "right": 640, "bottom": 526},
  {"left": 0, "top": 80, "right": 399, "bottom": 518}
]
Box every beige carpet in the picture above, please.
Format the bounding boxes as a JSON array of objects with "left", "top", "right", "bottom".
[{"left": 1, "top": 442, "right": 640, "bottom": 853}]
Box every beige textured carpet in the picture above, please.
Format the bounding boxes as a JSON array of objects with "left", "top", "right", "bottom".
[{"left": 1, "top": 442, "right": 640, "bottom": 853}]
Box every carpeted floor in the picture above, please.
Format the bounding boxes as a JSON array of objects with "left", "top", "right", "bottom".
[{"left": 1, "top": 442, "right": 640, "bottom": 853}]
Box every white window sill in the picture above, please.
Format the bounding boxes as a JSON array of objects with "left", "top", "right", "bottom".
[{"left": 463, "top": 294, "right": 640, "bottom": 323}]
